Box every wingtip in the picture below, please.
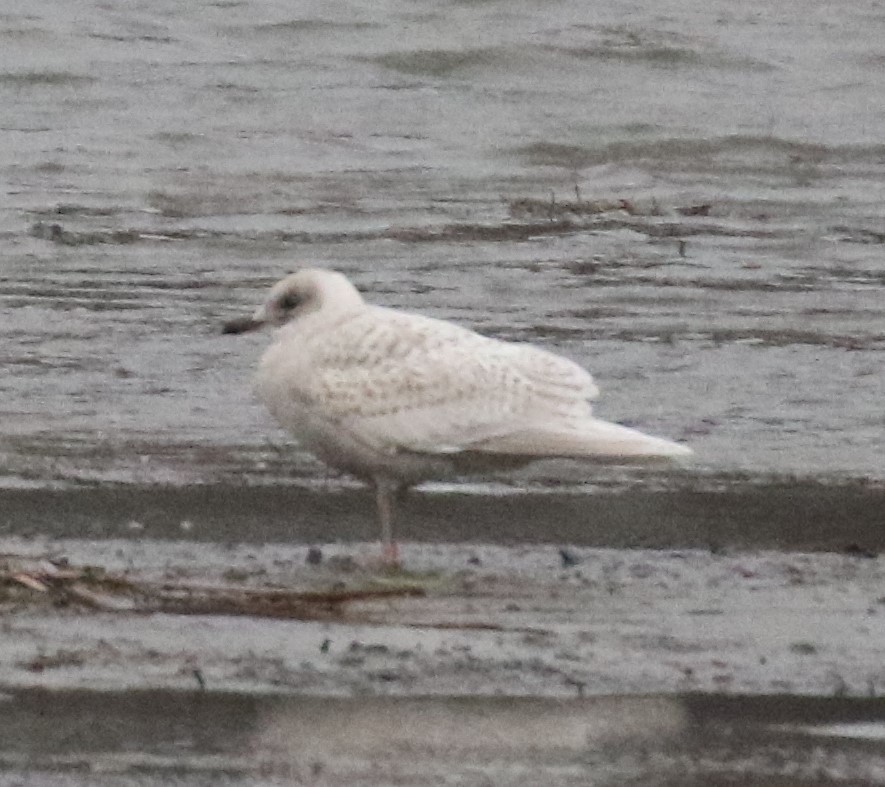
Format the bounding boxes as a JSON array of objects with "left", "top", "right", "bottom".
[
  {"left": 664, "top": 442, "right": 694, "bottom": 459},
  {"left": 636, "top": 435, "right": 694, "bottom": 462}
]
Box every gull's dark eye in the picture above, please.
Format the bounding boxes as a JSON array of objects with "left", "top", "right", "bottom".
[{"left": 279, "top": 293, "right": 300, "bottom": 311}]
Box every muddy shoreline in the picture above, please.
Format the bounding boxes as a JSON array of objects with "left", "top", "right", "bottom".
[{"left": 1, "top": 534, "right": 884, "bottom": 784}]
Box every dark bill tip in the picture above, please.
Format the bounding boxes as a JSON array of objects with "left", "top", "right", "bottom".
[{"left": 222, "top": 316, "right": 263, "bottom": 335}]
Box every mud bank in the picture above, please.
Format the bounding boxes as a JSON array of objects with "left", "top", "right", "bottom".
[{"left": 2, "top": 538, "right": 882, "bottom": 698}]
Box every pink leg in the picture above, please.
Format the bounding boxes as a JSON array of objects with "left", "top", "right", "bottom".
[
  {"left": 382, "top": 539, "right": 400, "bottom": 566},
  {"left": 375, "top": 480, "right": 400, "bottom": 567}
]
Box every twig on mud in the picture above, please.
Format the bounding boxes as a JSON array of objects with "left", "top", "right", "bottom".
[
  {"left": 1, "top": 558, "right": 426, "bottom": 620},
  {"left": 137, "top": 583, "right": 427, "bottom": 620},
  {"left": 398, "top": 620, "right": 552, "bottom": 635},
  {"left": 65, "top": 583, "right": 138, "bottom": 612},
  {"left": 10, "top": 573, "right": 51, "bottom": 593}
]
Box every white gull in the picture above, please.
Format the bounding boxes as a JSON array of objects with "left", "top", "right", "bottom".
[{"left": 224, "top": 269, "right": 691, "bottom": 563}]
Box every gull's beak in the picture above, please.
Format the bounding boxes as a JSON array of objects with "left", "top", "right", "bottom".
[{"left": 222, "top": 307, "right": 267, "bottom": 335}]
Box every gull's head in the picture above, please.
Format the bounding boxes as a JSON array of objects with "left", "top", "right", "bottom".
[{"left": 223, "top": 269, "right": 364, "bottom": 335}]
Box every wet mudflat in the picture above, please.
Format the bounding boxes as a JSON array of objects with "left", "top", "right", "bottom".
[
  {"left": 3, "top": 536, "right": 884, "bottom": 697},
  {"left": 2, "top": 536, "right": 884, "bottom": 783},
  {"left": 2, "top": 0, "right": 885, "bottom": 492}
]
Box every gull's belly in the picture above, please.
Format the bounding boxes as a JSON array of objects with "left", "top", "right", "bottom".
[{"left": 256, "top": 367, "right": 454, "bottom": 486}]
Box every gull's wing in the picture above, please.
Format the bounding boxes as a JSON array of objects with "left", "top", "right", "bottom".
[{"left": 261, "top": 305, "right": 599, "bottom": 455}]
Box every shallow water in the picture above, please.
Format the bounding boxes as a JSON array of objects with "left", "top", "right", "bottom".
[
  {"left": 1, "top": 0, "right": 884, "bottom": 500},
  {"left": 1, "top": 689, "right": 884, "bottom": 785}
]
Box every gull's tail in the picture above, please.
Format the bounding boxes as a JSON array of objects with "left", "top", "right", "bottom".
[{"left": 471, "top": 418, "right": 692, "bottom": 462}]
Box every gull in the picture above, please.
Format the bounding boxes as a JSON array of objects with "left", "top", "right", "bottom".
[{"left": 223, "top": 269, "right": 691, "bottom": 564}]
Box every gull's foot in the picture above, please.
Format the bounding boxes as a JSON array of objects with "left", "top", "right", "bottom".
[
  {"left": 358, "top": 541, "right": 401, "bottom": 573},
  {"left": 381, "top": 540, "right": 401, "bottom": 570}
]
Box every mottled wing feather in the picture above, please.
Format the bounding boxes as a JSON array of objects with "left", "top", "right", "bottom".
[{"left": 292, "top": 307, "right": 598, "bottom": 454}]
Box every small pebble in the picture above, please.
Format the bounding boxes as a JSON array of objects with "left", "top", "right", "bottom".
[
  {"left": 559, "top": 548, "right": 581, "bottom": 568},
  {"left": 843, "top": 543, "right": 877, "bottom": 559},
  {"left": 306, "top": 546, "right": 323, "bottom": 565}
]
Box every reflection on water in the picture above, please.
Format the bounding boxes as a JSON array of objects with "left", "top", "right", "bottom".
[
  {"left": 0, "top": 689, "right": 883, "bottom": 785},
  {"left": 789, "top": 722, "right": 885, "bottom": 742},
  {"left": 1, "top": 0, "right": 884, "bottom": 494}
]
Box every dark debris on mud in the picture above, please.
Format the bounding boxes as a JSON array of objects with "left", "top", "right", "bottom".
[{"left": 0, "top": 554, "right": 426, "bottom": 621}]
